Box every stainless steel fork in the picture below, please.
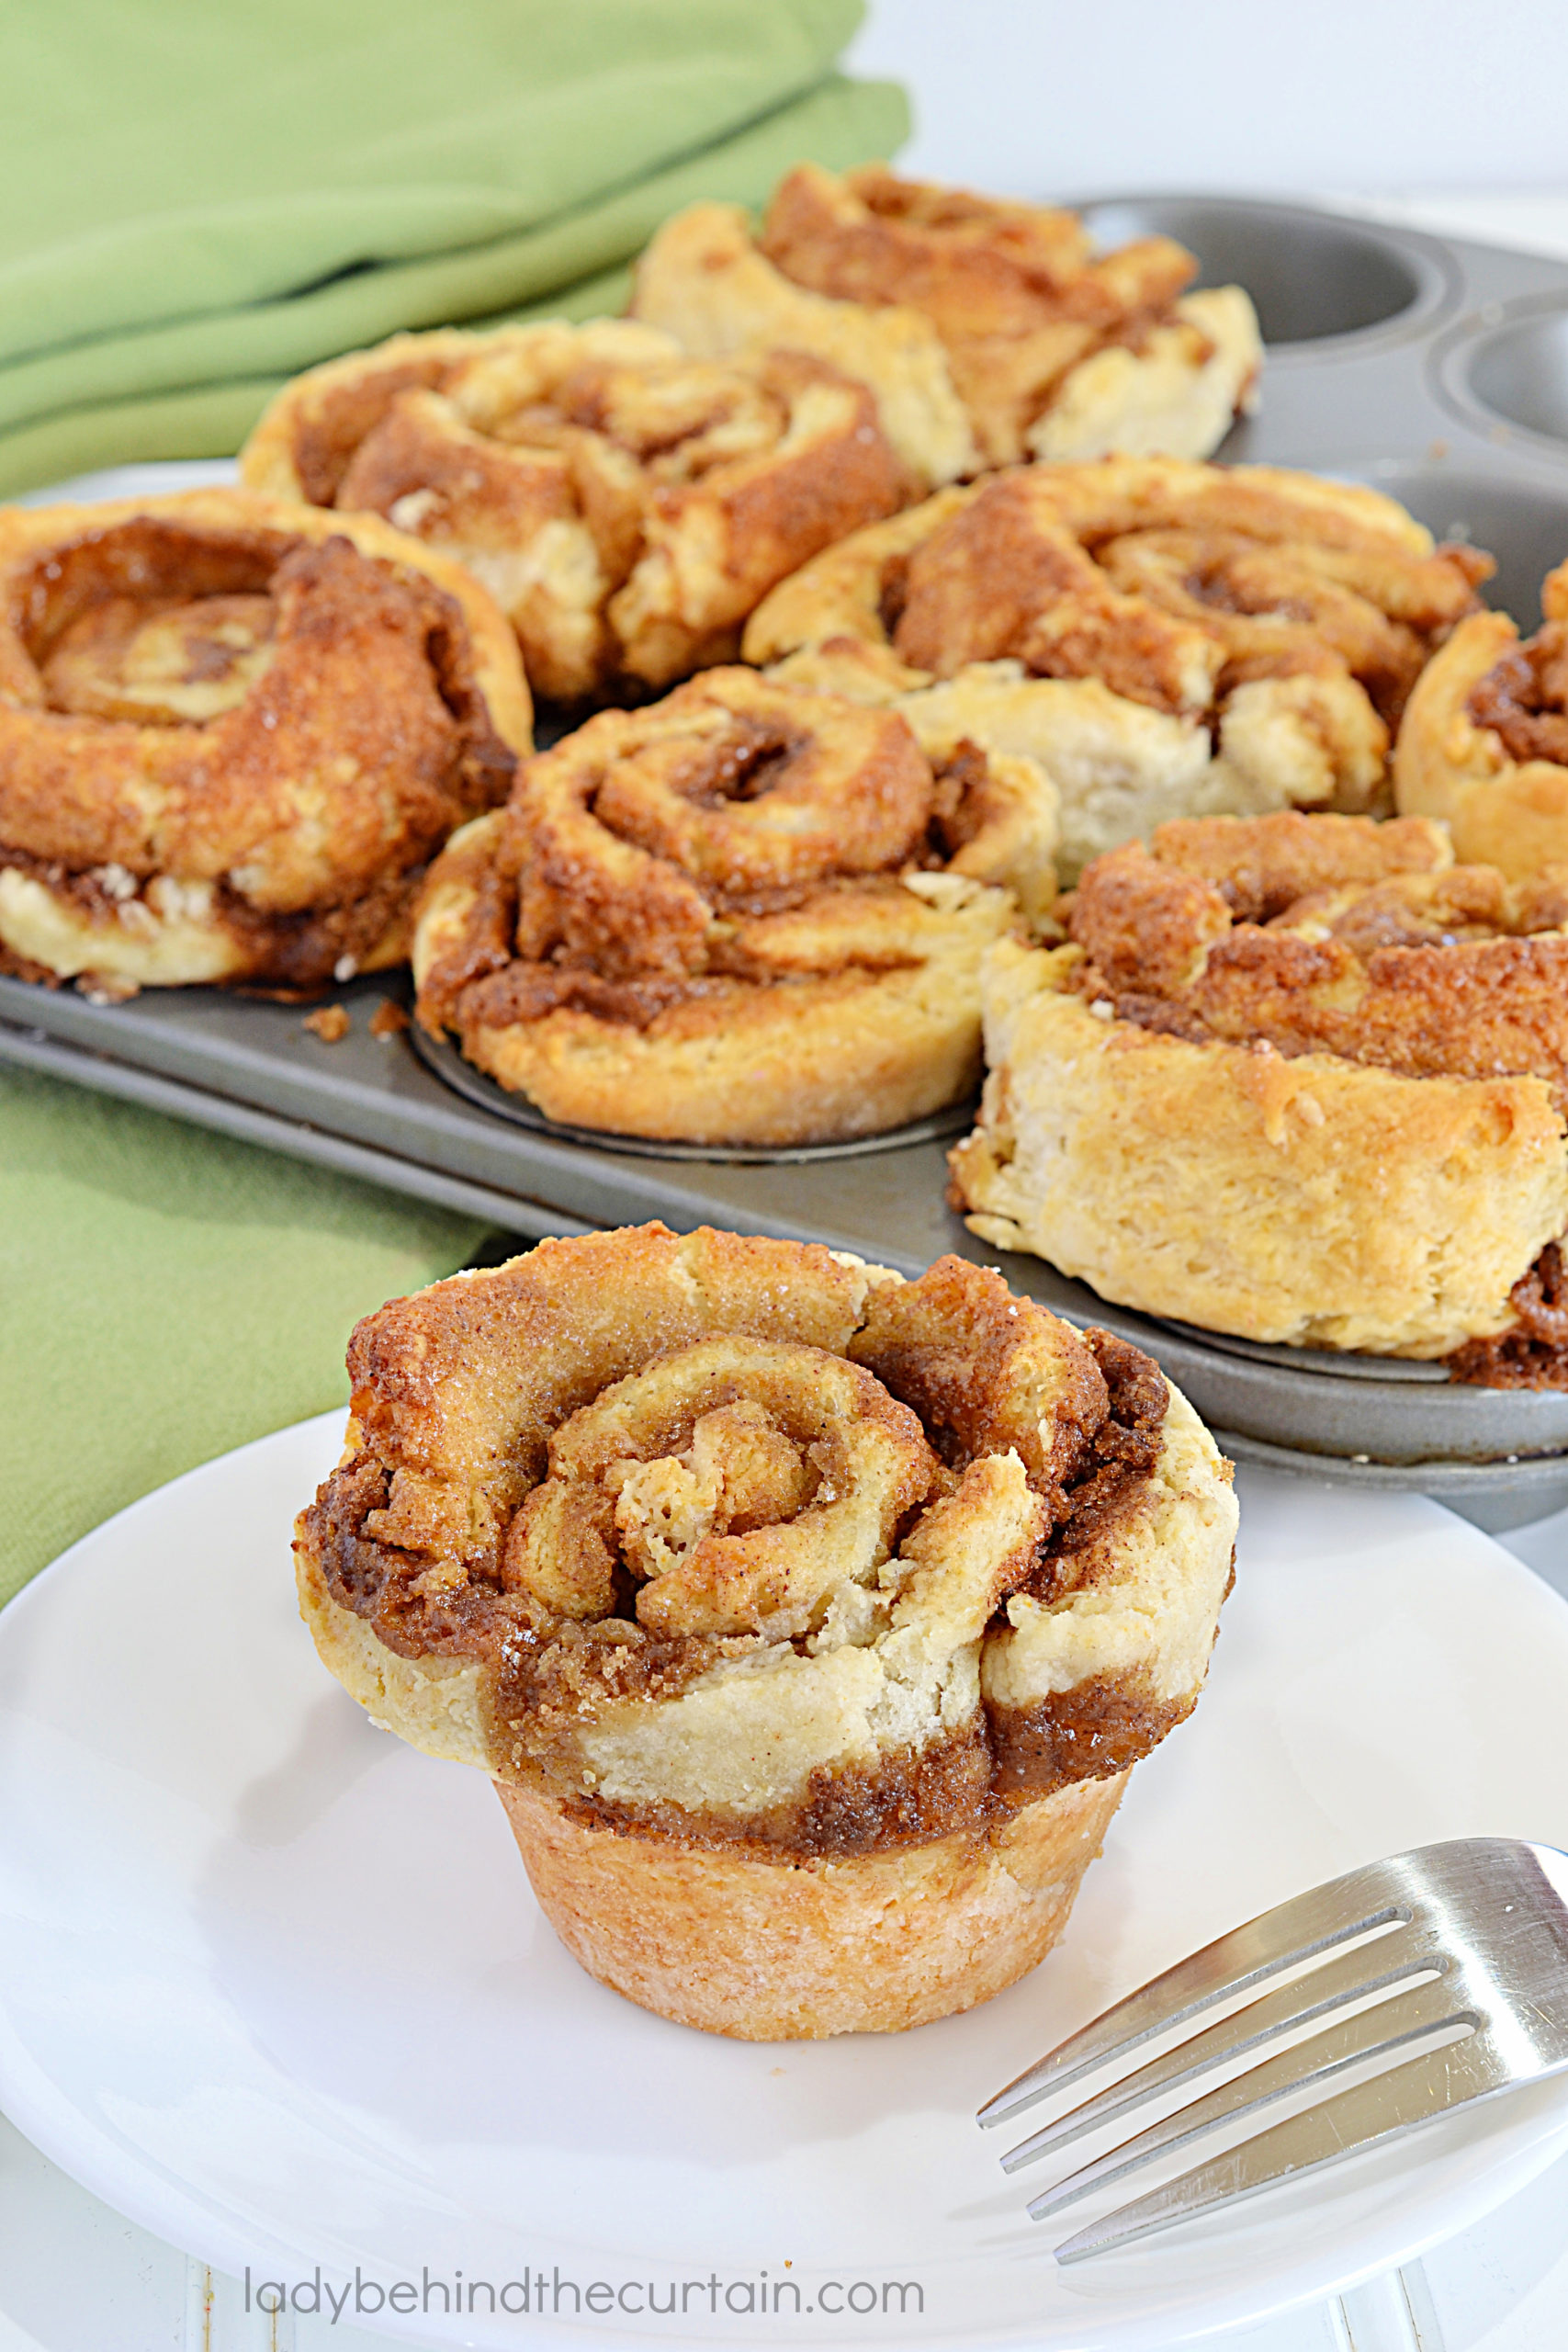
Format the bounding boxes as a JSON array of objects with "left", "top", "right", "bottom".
[{"left": 978, "top": 1837, "right": 1568, "bottom": 2262}]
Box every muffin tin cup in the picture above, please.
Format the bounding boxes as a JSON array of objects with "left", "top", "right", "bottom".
[
  {"left": 9, "top": 194, "right": 1568, "bottom": 1518},
  {"left": 6, "top": 966, "right": 1566, "bottom": 1536},
  {"left": 1098, "top": 1302, "right": 1568, "bottom": 1468},
  {"left": 408, "top": 1020, "right": 978, "bottom": 1165},
  {"left": 1325, "top": 458, "right": 1568, "bottom": 629},
  {"left": 1073, "top": 192, "right": 1459, "bottom": 354},
  {"left": 1436, "top": 293, "right": 1568, "bottom": 462},
  {"left": 1218, "top": 1433, "right": 1568, "bottom": 1535}
]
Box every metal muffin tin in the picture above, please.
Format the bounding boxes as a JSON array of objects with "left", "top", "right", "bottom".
[
  {"left": 406, "top": 1021, "right": 977, "bottom": 1165},
  {"left": 7, "top": 192, "right": 1568, "bottom": 1530}
]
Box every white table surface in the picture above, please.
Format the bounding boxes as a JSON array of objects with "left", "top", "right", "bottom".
[{"left": 6, "top": 181, "right": 1568, "bottom": 2352}]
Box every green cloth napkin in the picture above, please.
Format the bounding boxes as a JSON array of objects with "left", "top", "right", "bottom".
[
  {"left": 0, "top": 0, "right": 909, "bottom": 1593},
  {"left": 0, "top": 0, "right": 907, "bottom": 493},
  {"left": 0, "top": 1069, "right": 488, "bottom": 1601}
]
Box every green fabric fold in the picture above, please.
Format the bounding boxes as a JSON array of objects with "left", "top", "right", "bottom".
[
  {"left": 0, "top": 0, "right": 911, "bottom": 1596},
  {"left": 0, "top": 0, "right": 908, "bottom": 493},
  {"left": 0, "top": 1069, "right": 487, "bottom": 1601}
]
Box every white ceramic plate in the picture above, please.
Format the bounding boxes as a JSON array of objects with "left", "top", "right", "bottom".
[{"left": 0, "top": 1415, "right": 1565, "bottom": 2352}]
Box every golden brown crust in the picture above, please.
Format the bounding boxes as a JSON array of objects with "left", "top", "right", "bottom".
[
  {"left": 1066, "top": 813, "right": 1568, "bottom": 1107},
  {"left": 240, "top": 321, "right": 911, "bottom": 701},
  {"left": 412, "top": 666, "right": 1059, "bottom": 1144},
  {"left": 761, "top": 166, "right": 1144, "bottom": 344},
  {"left": 951, "top": 813, "right": 1568, "bottom": 1362},
  {"left": 296, "top": 1226, "right": 1236, "bottom": 2037},
  {"left": 0, "top": 490, "right": 530, "bottom": 993},
  {"left": 493, "top": 1769, "right": 1129, "bottom": 2039},
  {"left": 632, "top": 165, "right": 1262, "bottom": 483},
  {"left": 293, "top": 1225, "right": 1235, "bottom": 1835},
  {"left": 745, "top": 462, "right": 1489, "bottom": 871},
  {"left": 1394, "top": 568, "right": 1568, "bottom": 878},
  {"left": 751, "top": 459, "right": 1484, "bottom": 742}
]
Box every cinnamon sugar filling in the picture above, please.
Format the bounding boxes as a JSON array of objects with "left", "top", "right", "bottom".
[
  {"left": 1061, "top": 812, "right": 1568, "bottom": 1388},
  {"left": 1065, "top": 814, "right": 1568, "bottom": 1108},
  {"left": 417, "top": 670, "right": 1036, "bottom": 1042},
  {"left": 874, "top": 470, "right": 1488, "bottom": 723},
  {"left": 1467, "top": 626, "right": 1568, "bottom": 766},
  {"left": 0, "top": 838, "right": 423, "bottom": 995},
  {"left": 0, "top": 514, "right": 518, "bottom": 989},
  {"left": 1448, "top": 1243, "right": 1568, "bottom": 1390},
  {"left": 302, "top": 1274, "right": 1179, "bottom": 1857}
]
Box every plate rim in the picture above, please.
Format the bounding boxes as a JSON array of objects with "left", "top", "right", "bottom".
[{"left": 2, "top": 1415, "right": 1568, "bottom": 2352}]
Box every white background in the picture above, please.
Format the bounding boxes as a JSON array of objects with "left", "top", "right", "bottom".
[{"left": 850, "top": 0, "right": 1568, "bottom": 205}]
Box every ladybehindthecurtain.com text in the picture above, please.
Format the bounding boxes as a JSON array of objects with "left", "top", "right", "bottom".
[{"left": 244, "top": 2265, "right": 926, "bottom": 2324}]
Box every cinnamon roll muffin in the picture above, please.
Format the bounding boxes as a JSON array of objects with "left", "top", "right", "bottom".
[
  {"left": 747, "top": 460, "right": 1492, "bottom": 878},
  {"left": 1395, "top": 558, "right": 1568, "bottom": 877},
  {"left": 951, "top": 812, "right": 1568, "bottom": 1379},
  {"left": 294, "top": 1224, "right": 1237, "bottom": 2039},
  {"left": 240, "top": 320, "right": 910, "bottom": 702},
  {"left": 0, "top": 490, "right": 530, "bottom": 996},
  {"left": 412, "top": 666, "right": 1057, "bottom": 1146},
  {"left": 632, "top": 164, "right": 1262, "bottom": 486}
]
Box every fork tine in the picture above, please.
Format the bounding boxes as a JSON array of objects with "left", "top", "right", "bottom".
[
  {"left": 1000, "top": 1935, "right": 1443, "bottom": 2173},
  {"left": 979, "top": 1861, "right": 1412, "bottom": 2127},
  {"left": 1052, "top": 2027, "right": 1512, "bottom": 2263},
  {"left": 1026, "top": 1973, "right": 1469, "bottom": 2221}
]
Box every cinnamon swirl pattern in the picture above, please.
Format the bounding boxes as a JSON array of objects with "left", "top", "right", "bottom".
[
  {"left": 412, "top": 667, "right": 1057, "bottom": 1146},
  {"left": 294, "top": 1223, "right": 1237, "bottom": 2037},
  {"left": 0, "top": 490, "right": 530, "bottom": 996},
  {"left": 240, "top": 321, "right": 910, "bottom": 702},
  {"left": 1396, "top": 558, "right": 1568, "bottom": 876},
  {"left": 950, "top": 811, "right": 1568, "bottom": 1373},
  {"left": 748, "top": 459, "right": 1492, "bottom": 876},
  {"left": 633, "top": 164, "right": 1262, "bottom": 486}
]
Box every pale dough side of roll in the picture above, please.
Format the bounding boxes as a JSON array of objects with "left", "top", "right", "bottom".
[
  {"left": 1026, "top": 288, "right": 1262, "bottom": 464},
  {"left": 296, "top": 1548, "right": 490, "bottom": 1770},
  {"left": 1394, "top": 608, "right": 1568, "bottom": 876},
  {"left": 631, "top": 201, "right": 981, "bottom": 488},
  {"left": 951, "top": 939, "right": 1568, "bottom": 1357},
  {"left": 422, "top": 879, "right": 1015, "bottom": 1148},
  {"left": 495, "top": 1768, "right": 1128, "bottom": 2039}
]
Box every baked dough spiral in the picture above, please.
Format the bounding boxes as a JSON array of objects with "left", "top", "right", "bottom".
[
  {"left": 412, "top": 665, "right": 1057, "bottom": 1146},
  {"left": 0, "top": 490, "right": 530, "bottom": 996},
  {"left": 951, "top": 811, "right": 1568, "bottom": 1371},
  {"left": 240, "top": 320, "right": 910, "bottom": 703},
  {"left": 1395, "top": 559, "right": 1568, "bottom": 877},
  {"left": 294, "top": 1223, "right": 1236, "bottom": 2037},
  {"left": 746, "top": 459, "right": 1492, "bottom": 876},
  {"left": 632, "top": 164, "right": 1262, "bottom": 485}
]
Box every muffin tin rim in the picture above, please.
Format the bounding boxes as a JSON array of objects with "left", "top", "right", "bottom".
[
  {"left": 10, "top": 196, "right": 1568, "bottom": 1513},
  {"left": 407, "top": 1017, "right": 981, "bottom": 1166},
  {"left": 1431, "top": 288, "right": 1568, "bottom": 463},
  {"left": 1066, "top": 187, "right": 1461, "bottom": 358}
]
